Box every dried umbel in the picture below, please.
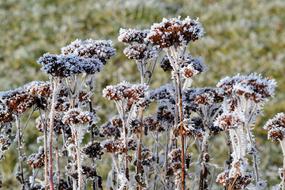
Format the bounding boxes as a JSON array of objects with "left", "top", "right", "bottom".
[
  {"left": 103, "top": 138, "right": 137, "bottom": 154},
  {"left": 184, "top": 88, "right": 223, "bottom": 108},
  {"left": 217, "top": 73, "right": 277, "bottom": 103},
  {"left": 0, "top": 81, "right": 51, "bottom": 122},
  {"left": 180, "top": 56, "right": 206, "bottom": 78},
  {"left": 160, "top": 55, "right": 173, "bottom": 71},
  {"left": 36, "top": 114, "right": 71, "bottom": 136},
  {"left": 216, "top": 170, "right": 252, "bottom": 189},
  {"left": 102, "top": 81, "right": 148, "bottom": 106},
  {"left": 215, "top": 113, "right": 244, "bottom": 131},
  {"left": 147, "top": 16, "right": 204, "bottom": 48},
  {"left": 82, "top": 141, "right": 103, "bottom": 159},
  {"left": 123, "top": 44, "right": 157, "bottom": 60},
  {"left": 27, "top": 147, "right": 45, "bottom": 169},
  {"left": 143, "top": 117, "right": 165, "bottom": 132},
  {"left": 99, "top": 121, "right": 121, "bottom": 138},
  {"left": 62, "top": 108, "right": 96, "bottom": 126},
  {"left": 168, "top": 148, "right": 182, "bottom": 175},
  {"left": 37, "top": 53, "right": 103, "bottom": 77},
  {"left": 118, "top": 28, "right": 149, "bottom": 44},
  {"left": 264, "top": 113, "right": 285, "bottom": 141},
  {"left": 148, "top": 83, "right": 175, "bottom": 102},
  {"left": 61, "top": 39, "right": 116, "bottom": 64}
]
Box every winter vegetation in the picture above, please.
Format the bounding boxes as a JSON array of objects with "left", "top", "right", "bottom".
[{"left": 0, "top": 0, "right": 284, "bottom": 189}]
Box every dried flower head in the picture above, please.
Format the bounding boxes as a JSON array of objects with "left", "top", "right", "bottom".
[
  {"left": 100, "top": 121, "right": 121, "bottom": 138},
  {"left": 184, "top": 88, "right": 223, "bottom": 107},
  {"left": 216, "top": 170, "right": 252, "bottom": 189},
  {"left": 215, "top": 113, "right": 244, "bottom": 130},
  {"left": 217, "top": 73, "right": 276, "bottom": 103},
  {"left": 27, "top": 146, "right": 45, "bottom": 169},
  {"left": 168, "top": 148, "right": 182, "bottom": 175},
  {"left": 118, "top": 28, "right": 149, "bottom": 44},
  {"left": 160, "top": 55, "right": 173, "bottom": 71},
  {"left": 147, "top": 17, "right": 204, "bottom": 48},
  {"left": 61, "top": 39, "right": 116, "bottom": 64},
  {"left": 143, "top": 117, "right": 165, "bottom": 132},
  {"left": 148, "top": 84, "right": 175, "bottom": 102},
  {"left": 264, "top": 113, "right": 285, "bottom": 141},
  {"left": 181, "top": 56, "right": 206, "bottom": 78},
  {"left": 82, "top": 141, "right": 103, "bottom": 159},
  {"left": 37, "top": 53, "right": 103, "bottom": 77},
  {"left": 103, "top": 138, "right": 137, "bottom": 154},
  {"left": 123, "top": 44, "right": 157, "bottom": 60},
  {"left": 103, "top": 81, "right": 148, "bottom": 108},
  {"left": 62, "top": 108, "right": 96, "bottom": 126}
]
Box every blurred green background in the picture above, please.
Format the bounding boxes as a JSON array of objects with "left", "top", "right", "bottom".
[{"left": 0, "top": 0, "right": 284, "bottom": 189}]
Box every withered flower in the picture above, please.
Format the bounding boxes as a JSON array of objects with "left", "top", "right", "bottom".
[{"left": 147, "top": 17, "right": 204, "bottom": 48}]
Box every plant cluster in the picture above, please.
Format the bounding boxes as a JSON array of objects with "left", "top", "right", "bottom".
[{"left": 0, "top": 16, "right": 283, "bottom": 190}]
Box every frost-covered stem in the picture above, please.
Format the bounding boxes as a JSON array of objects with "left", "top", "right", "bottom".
[
  {"left": 48, "top": 78, "right": 58, "bottom": 190},
  {"left": 87, "top": 85, "right": 98, "bottom": 190},
  {"left": 176, "top": 71, "right": 186, "bottom": 190},
  {"left": 165, "top": 126, "right": 170, "bottom": 188},
  {"left": 39, "top": 111, "right": 49, "bottom": 190},
  {"left": 122, "top": 109, "right": 129, "bottom": 180},
  {"left": 136, "top": 108, "right": 144, "bottom": 190},
  {"left": 246, "top": 127, "right": 260, "bottom": 185},
  {"left": 280, "top": 139, "right": 285, "bottom": 190},
  {"left": 226, "top": 131, "right": 233, "bottom": 169},
  {"left": 199, "top": 131, "right": 209, "bottom": 190},
  {"left": 16, "top": 117, "right": 25, "bottom": 185},
  {"left": 75, "top": 131, "right": 83, "bottom": 190},
  {"left": 168, "top": 46, "right": 186, "bottom": 189},
  {"left": 55, "top": 135, "right": 60, "bottom": 189}
]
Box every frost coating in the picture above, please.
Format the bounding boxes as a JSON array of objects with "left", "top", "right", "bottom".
[
  {"left": 61, "top": 39, "right": 116, "bottom": 64},
  {"left": 37, "top": 53, "right": 103, "bottom": 77},
  {"left": 118, "top": 28, "right": 149, "bottom": 44},
  {"left": 147, "top": 16, "right": 204, "bottom": 48}
]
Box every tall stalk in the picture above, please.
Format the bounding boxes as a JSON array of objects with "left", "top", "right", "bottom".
[
  {"left": 75, "top": 131, "right": 83, "bottom": 190},
  {"left": 39, "top": 110, "right": 49, "bottom": 190},
  {"left": 280, "top": 139, "right": 285, "bottom": 190},
  {"left": 48, "top": 78, "right": 58, "bottom": 190},
  {"left": 16, "top": 117, "right": 25, "bottom": 187}
]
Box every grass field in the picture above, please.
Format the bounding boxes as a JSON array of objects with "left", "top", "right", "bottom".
[{"left": 0, "top": 0, "right": 284, "bottom": 189}]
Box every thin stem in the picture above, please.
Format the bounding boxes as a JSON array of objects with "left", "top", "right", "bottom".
[
  {"left": 39, "top": 110, "right": 49, "bottom": 190},
  {"left": 48, "top": 78, "right": 58, "bottom": 190},
  {"left": 176, "top": 71, "right": 186, "bottom": 190},
  {"left": 75, "top": 131, "right": 83, "bottom": 190},
  {"left": 280, "top": 140, "right": 285, "bottom": 190},
  {"left": 122, "top": 109, "right": 129, "bottom": 180},
  {"left": 55, "top": 135, "right": 60, "bottom": 189},
  {"left": 16, "top": 117, "right": 25, "bottom": 186}
]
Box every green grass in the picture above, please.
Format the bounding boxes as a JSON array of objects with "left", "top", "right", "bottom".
[{"left": 0, "top": 0, "right": 284, "bottom": 189}]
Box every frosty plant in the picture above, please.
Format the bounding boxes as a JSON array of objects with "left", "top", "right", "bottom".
[
  {"left": 146, "top": 16, "right": 204, "bottom": 190},
  {"left": 264, "top": 113, "right": 285, "bottom": 190},
  {"left": 0, "top": 16, "right": 283, "bottom": 190},
  {"left": 215, "top": 74, "right": 276, "bottom": 189}
]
